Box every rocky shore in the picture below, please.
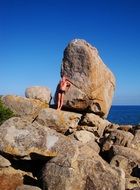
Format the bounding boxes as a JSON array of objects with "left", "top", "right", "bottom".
[{"left": 0, "top": 39, "right": 140, "bottom": 190}]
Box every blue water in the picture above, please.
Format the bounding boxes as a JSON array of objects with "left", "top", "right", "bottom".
[{"left": 107, "top": 105, "right": 140, "bottom": 125}]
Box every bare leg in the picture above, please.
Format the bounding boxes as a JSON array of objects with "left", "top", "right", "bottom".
[
  {"left": 57, "top": 93, "right": 61, "bottom": 109},
  {"left": 59, "top": 93, "right": 64, "bottom": 110}
]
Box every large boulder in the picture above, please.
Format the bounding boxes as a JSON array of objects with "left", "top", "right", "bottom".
[
  {"left": 57, "top": 39, "right": 115, "bottom": 117},
  {"left": 36, "top": 108, "right": 82, "bottom": 134},
  {"left": 25, "top": 86, "right": 52, "bottom": 104},
  {"left": 1, "top": 95, "right": 48, "bottom": 121},
  {"left": 42, "top": 144, "right": 125, "bottom": 190},
  {"left": 0, "top": 117, "right": 79, "bottom": 160}
]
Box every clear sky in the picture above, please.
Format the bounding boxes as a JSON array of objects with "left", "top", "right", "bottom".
[{"left": 0, "top": 0, "right": 140, "bottom": 105}]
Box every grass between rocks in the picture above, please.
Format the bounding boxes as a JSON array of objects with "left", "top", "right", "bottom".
[{"left": 0, "top": 96, "right": 15, "bottom": 125}]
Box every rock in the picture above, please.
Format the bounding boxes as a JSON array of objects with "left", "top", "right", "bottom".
[
  {"left": 118, "top": 125, "right": 133, "bottom": 132},
  {"left": 125, "top": 176, "right": 140, "bottom": 190},
  {"left": 42, "top": 144, "right": 125, "bottom": 190},
  {"left": 110, "top": 155, "right": 136, "bottom": 176},
  {"left": 74, "top": 130, "right": 96, "bottom": 143},
  {"left": 16, "top": 185, "right": 42, "bottom": 190},
  {"left": 0, "top": 155, "right": 11, "bottom": 168},
  {"left": 80, "top": 113, "right": 111, "bottom": 137},
  {"left": 130, "top": 130, "right": 140, "bottom": 151},
  {"left": 0, "top": 117, "right": 79, "bottom": 160},
  {"left": 133, "top": 124, "right": 140, "bottom": 130},
  {"left": 0, "top": 165, "right": 39, "bottom": 190},
  {"left": 36, "top": 108, "right": 82, "bottom": 134},
  {"left": 57, "top": 39, "right": 115, "bottom": 117},
  {"left": 73, "top": 130, "right": 100, "bottom": 153},
  {"left": 78, "top": 125, "right": 101, "bottom": 137},
  {"left": 102, "top": 130, "right": 134, "bottom": 151},
  {"left": 104, "top": 123, "right": 120, "bottom": 133},
  {"left": 0, "top": 167, "right": 23, "bottom": 190},
  {"left": 112, "top": 145, "right": 140, "bottom": 165},
  {"left": 25, "top": 86, "right": 52, "bottom": 104},
  {"left": 1, "top": 95, "right": 48, "bottom": 121}
]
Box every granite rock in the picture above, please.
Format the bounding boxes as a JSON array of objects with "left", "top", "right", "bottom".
[{"left": 58, "top": 39, "right": 115, "bottom": 117}]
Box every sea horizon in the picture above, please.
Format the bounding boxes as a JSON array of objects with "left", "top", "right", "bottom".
[{"left": 108, "top": 105, "right": 140, "bottom": 125}]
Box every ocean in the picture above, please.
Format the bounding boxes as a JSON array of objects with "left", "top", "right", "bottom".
[{"left": 107, "top": 105, "right": 140, "bottom": 125}]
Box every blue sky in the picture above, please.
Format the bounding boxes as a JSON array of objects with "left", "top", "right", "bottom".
[{"left": 0, "top": 0, "right": 140, "bottom": 105}]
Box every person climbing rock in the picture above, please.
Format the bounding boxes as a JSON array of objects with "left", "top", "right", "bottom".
[{"left": 56, "top": 76, "right": 71, "bottom": 110}]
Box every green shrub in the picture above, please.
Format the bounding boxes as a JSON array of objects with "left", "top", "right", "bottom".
[{"left": 0, "top": 96, "right": 14, "bottom": 125}]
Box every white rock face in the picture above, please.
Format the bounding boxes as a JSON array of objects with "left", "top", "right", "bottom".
[
  {"left": 0, "top": 117, "right": 79, "bottom": 160},
  {"left": 25, "top": 86, "right": 52, "bottom": 104}
]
